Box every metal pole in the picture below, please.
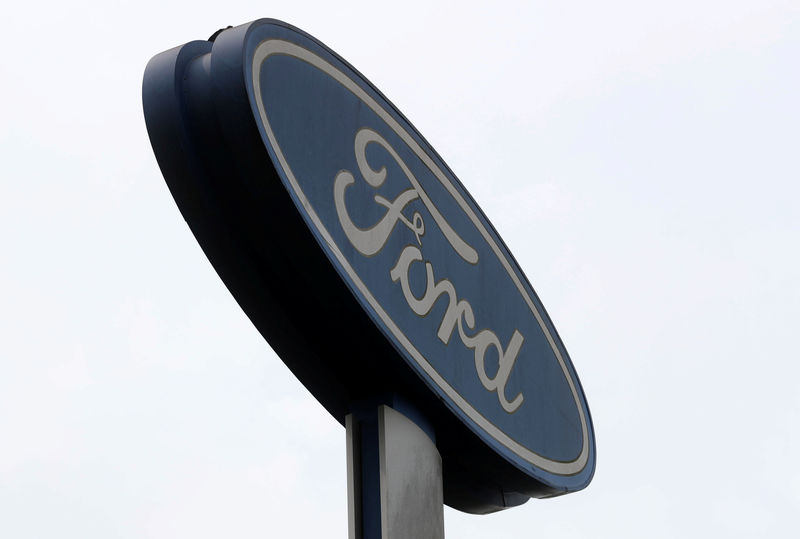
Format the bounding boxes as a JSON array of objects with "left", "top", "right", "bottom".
[{"left": 347, "top": 403, "right": 444, "bottom": 539}]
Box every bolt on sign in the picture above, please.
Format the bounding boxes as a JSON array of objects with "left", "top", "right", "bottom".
[{"left": 143, "top": 18, "right": 595, "bottom": 517}]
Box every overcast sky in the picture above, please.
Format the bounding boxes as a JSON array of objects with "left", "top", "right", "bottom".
[{"left": 1, "top": 1, "right": 798, "bottom": 537}]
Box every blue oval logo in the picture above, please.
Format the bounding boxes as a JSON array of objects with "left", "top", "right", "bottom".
[{"left": 247, "top": 35, "right": 592, "bottom": 481}]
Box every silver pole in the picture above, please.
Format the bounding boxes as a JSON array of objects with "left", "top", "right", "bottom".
[{"left": 347, "top": 404, "right": 444, "bottom": 539}]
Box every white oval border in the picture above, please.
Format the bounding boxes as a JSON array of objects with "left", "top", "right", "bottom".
[{"left": 250, "top": 39, "right": 590, "bottom": 476}]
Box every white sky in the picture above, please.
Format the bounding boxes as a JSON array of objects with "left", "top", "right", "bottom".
[{"left": 1, "top": 1, "right": 798, "bottom": 537}]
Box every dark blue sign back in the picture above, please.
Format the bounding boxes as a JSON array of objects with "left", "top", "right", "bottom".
[{"left": 143, "top": 19, "right": 595, "bottom": 511}]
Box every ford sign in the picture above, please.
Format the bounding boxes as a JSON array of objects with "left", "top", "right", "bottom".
[{"left": 143, "top": 19, "right": 595, "bottom": 513}]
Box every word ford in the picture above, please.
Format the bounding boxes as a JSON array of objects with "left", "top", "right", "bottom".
[{"left": 334, "top": 128, "right": 525, "bottom": 413}]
